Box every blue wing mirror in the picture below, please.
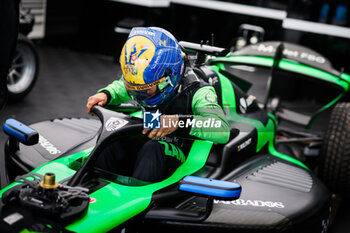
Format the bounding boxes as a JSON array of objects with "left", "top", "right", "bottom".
[
  {"left": 3, "top": 119, "right": 39, "bottom": 146},
  {"left": 145, "top": 176, "right": 241, "bottom": 222},
  {"left": 179, "top": 175, "right": 241, "bottom": 200}
]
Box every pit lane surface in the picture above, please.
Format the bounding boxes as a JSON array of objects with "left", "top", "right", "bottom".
[{"left": 0, "top": 44, "right": 349, "bottom": 233}]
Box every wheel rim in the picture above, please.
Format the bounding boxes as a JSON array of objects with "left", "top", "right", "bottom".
[{"left": 7, "top": 43, "right": 36, "bottom": 94}]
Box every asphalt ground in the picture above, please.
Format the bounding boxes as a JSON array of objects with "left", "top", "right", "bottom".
[{"left": 0, "top": 44, "right": 349, "bottom": 232}]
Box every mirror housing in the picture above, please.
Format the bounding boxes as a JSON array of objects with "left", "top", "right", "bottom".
[
  {"left": 145, "top": 176, "right": 241, "bottom": 222},
  {"left": 3, "top": 118, "right": 38, "bottom": 146},
  {"left": 179, "top": 175, "right": 241, "bottom": 200}
]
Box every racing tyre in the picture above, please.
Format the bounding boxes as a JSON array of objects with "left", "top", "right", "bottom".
[
  {"left": 319, "top": 102, "right": 350, "bottom": 195},
  {"left": 7, "top": 33, "right": 39, "bottom": 102}
]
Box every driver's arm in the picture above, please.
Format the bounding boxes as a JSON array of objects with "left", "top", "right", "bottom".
[
  {"left": 145, "top": 86, "right": 230, "bottom": 143},
  {"left": 87, "top": 79, "right": 132, "bottom": 113},
  {"left": 188, "top": 86, "right": 230, "bottom": 144},
  {"left": 98, "top": 79, "right": 131, "bottom": 105}
]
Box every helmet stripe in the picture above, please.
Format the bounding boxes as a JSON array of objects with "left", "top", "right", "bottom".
[{"left": 124, "top": 77, "right": 165, "bottom": 91}]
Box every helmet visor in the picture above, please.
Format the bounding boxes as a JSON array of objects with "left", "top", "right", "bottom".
[
  {"left": 124, "top": 74, "right": 174, "bottom": 103},
  {"left": 127, "top": 86, "right": 161, "bottom": 102}
]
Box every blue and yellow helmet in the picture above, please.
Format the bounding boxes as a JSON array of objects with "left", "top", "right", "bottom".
[{"left": 120, "top": 27, "right": 184, "bottom": 107}]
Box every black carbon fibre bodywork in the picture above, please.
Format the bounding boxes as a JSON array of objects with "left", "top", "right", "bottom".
[
  {"left": 1, "top": 118, "right": 100, "bottom": 186},
  {"left": 150, "top": 155, "right": 331, "bottom": 233}
]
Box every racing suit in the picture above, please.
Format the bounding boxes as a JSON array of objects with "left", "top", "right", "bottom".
[{"left": 96, "top": 67, "right": 230, "bottom": 182}]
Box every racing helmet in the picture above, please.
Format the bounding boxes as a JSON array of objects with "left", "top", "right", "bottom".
[{"left": 120, "top": 27, "right": 184, "bottom": 107}]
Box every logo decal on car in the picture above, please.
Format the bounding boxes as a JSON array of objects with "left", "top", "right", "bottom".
[
  {"left": 3, "top": 213, "right": 23, "bottom": 225},
  {"left": 238, "top": 138, "right": 252, "bottom": 151},
  {"left": 105, "top": 117, "right": 129, "bottom": 132},
  {"left": 252, "top": 44, "right": 326, "bottom": 64},
  {"left": 39, "top": 135, "right": 61, "bottom": 155},
  {"left": 214, "top": 199, "right": 285, "bottom": 209}
]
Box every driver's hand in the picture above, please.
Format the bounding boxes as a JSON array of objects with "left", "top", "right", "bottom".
[
  {"left": 86, "top": 92, "right": 108, "bottom": 115},
  {"left": 143, "top": 115, "right": 179, "bottom": 139}
]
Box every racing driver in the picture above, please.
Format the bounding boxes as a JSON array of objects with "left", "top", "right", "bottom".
[{"left": 86, "top": 27, "right": 230, "bottom": 182}]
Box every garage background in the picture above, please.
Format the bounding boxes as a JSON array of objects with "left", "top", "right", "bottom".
[{"left": 1, "top": 0, "right": 350, "bottom": 232}]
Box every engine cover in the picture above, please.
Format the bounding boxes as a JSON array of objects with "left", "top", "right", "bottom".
[{"left": 165, "top": 155, "right": 331, "bottom": 233}]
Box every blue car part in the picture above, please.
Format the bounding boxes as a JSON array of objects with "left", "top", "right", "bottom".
[
  {"left": 3, "top": 118, "right": 38, "bottom": 145},
  {"left": 145, "top": 176, "right": 241, "bottom": 222},
  {"left": 179, "top": 175, "right": 241, "bottom": 199}
]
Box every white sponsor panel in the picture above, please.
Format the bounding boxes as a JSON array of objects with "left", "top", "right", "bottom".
[
  {"left": 105, "top": 117, "right": 129, "bottom": 132},
  {"left": 3, "top": 213, "right": 23, "bottom": 225}
]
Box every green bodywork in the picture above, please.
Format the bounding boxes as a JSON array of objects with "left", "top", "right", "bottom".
[
  {"left": 3, "top": 53, "right": 342, "bottom": 232},
  {"left": 211, "top": 65, "right": 309, "bottom": 170},
  {"left": 0, "top": 141, "right": 213, "bottom": 232},
  {"left": 211, "top": 55, "right": 350, "bottom": 129}
]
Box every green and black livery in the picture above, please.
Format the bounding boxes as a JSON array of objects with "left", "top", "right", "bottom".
[{"left": 1, "top": 40, "right": 350, "bottom": 233}]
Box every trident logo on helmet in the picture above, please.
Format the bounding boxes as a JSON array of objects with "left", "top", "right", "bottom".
[{"left": 124, "top": 43, "right": 149, "bottom": 75}]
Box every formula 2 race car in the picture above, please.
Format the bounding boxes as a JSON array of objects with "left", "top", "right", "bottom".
[{"left": 1, "top": 40, "right": 350, "bottom": 233}]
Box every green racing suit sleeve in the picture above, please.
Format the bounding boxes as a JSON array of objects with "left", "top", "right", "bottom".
[
  {"left": 98, "top": 79, "right": 230, "bottom": 144},
  {"left": 188, "top": 86, "right": 230, "bottom": 144},
  {"left": 98, "top": 79, "right": 131, "bottom": 105}
]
